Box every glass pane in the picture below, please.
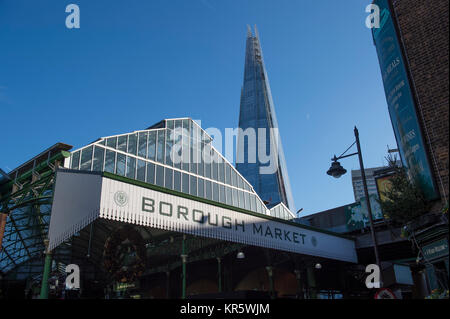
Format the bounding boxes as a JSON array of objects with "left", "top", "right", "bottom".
[
  {"left": 219, "top": 184, "right": 225, "bottom": 204},
  {"left": 198, "top": 178, "right": 204, "bottom": 198},
  {"left": 218, "top": 157, "right": 224, "bottom": 183},
  {"left": 231, "top": 170, "right": 237, "bottom": 187},
  {"left": 156, "top": 130, "right": 165, "bottom": 163},
  {"left": 106, "top": 137, "right": 117, "bottom": 149},
  {"left": 212, "top": 151, "right": 218, "bottom": 181},
  {"left": 92, "top": 146, "right": 105, "bottom": 171},
  {"left": 104, "top": 150, "right": 115, "bottom": 173},
  {"left": 127, "top": 133, "right": 138, "bottom": 155},
  {"left": 147, "top": 131, "right": 156, "bottom": 160},
  {"left": 80, "top": 146, "right": 93, "bottom": 171},
  {"left": 173, "top": 125, "right": 182, "bottom": 170},
  {"left": 138, "top": 132, "right": 148, "bottom": 158},
  {"left": 205, "top": 180, "right": 212, "bottom": 200},
  {"left": 165, "top": 129, "right": 173, "bottom": 166},
  {"left": 146, "top": 162, "right": 155, "bottom": 184},
  {"left": 167, "top": 120, "right": 174, "bottom": 129},
  {"left": 212, "top": 182, "right": 219, "bottom": 202},
  {"left": 126, "top": 156, "right": 136, "bottom": 179},
  {"left": 189, "top": 175, "right": 197, "bottom": 196},
  {"left": 98, "top": 139, "right": 106, "bottom": 146},
  {"left": 182, "top": 173, "right": 189, "bottom": 194},
  {"left": 117, "top": 135, "right": 127, "bottom": 152},
  {"left": 71, "top": 151, "right": 80, "bottom": 169},
  {"left": 244, "top": 192, "right": 250, "bottom": 210},
  {"left": 225, "top": 163, "right": 231, "bottom": 185},
  {"left": 237, "top": 175, "right": 243, "bottom": 190},
  {"left": 232, "top": 188, "right": 238, "bottom": 207},
  {"left": 251, "top": 194, "right": 256, "bottom": 212},
  {"left": 116, "top": 153, "right": 126, "bottom": 176},
  {"left": 174, "top": 170, "right": 181, "bottom": 192},
  {"left": 198, "top": 142, "right": 204, "bottom": 176},
  {"left": 137, "top": 160, "right": 146, "bottom": 182},
  {"left": 182, "top": 129, "right": 190, "bottom": 172},
  {"left": 155, "top": 165, "right": 164, "bottom": 187},
  {"left": 226, "top": 187, "right": 232, "bottom": 205},
  {"left": 164, "top": 168, "right": 173, "bottom": 190},
  {"left": 238, "top": 191, "right": 244, "bottom": 209},
  {"left": 204, "top": 145, "right": 211, "bottom": 179}
]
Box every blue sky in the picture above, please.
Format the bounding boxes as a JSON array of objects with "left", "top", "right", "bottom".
[{"left": 0, "top": 0, "right": 397, "bottom": 216}]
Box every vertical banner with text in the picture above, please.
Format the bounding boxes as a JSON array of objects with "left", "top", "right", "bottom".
[{"left": 372, "top": 0, "right": 438, "bottom": 200}]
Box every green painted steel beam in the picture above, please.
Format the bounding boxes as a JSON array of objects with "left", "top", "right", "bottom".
[{"left": 0, "top": 151, "right": 69, "bottom": 195}]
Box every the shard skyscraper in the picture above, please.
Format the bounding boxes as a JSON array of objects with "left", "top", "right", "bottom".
[{"left": 236, "top": 25, "right": 296, "bottom": 211}]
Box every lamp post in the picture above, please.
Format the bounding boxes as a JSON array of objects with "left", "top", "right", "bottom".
[{"left": 327, "top": 126, "right": 381, "bottom": 272}]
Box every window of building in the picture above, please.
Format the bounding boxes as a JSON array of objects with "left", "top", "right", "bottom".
[
  {"left": 92, "top": 146, "right": 104, "bottom": 171},
  {"left": 80, "top": 146, "right": 93, "bottom": 171},
  {"left": 104, "top": 150, "right": 115, "bottom": 173}
]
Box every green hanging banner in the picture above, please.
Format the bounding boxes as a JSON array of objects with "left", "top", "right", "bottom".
[{"left": 372, "top": 0, "right": 438, "bottom": 200}]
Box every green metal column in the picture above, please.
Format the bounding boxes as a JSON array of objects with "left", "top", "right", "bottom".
[
  {"left": 294, "top": 269, "right": 304, "bottom": 299},
  {"left": 217, "top": 257, "right": 222, "bottom": 293},
  {"left": 39, "top": 240, "right": 52, "bottom": 299},
  {"left": 306, "top": 267, "right": 317, "bottom": 299},
  {"left": 181, "top": 236, "right": 187, "bottom": 299},
  {"left": 266, "top": 266, "right": 275, "bottom": 299}
]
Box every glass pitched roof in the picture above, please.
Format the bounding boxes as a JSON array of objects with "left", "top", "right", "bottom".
[{"left": 69, "top": 118, "right": 287, "bottom": 217}]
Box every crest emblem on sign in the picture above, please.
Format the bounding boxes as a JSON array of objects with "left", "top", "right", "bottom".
[{"left": 114, "top": 191, "right": 128, "bottom": 207}]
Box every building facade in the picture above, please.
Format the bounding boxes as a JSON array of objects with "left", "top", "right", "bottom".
[
  {"left": 371, "top": 0, "right": 449, "bottom": 296},
  {"left": 236, "top": 26, "right": 295, "bottom": 211}
]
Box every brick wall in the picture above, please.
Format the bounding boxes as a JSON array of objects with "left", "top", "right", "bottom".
[{"left": 392, "top": 0, "right": 449, "bottom": 208}]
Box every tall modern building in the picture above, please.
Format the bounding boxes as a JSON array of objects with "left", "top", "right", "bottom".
[{"left": 236, "top": 25, "right": 295, "bottom": 211}]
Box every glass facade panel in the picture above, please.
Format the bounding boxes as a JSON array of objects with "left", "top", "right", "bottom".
[
  {"left": 232, "top": 188, "right": 238, "bottom": 207},
  {"left": 137, "top": 160, "right": 146, "bottom": 182},
  {"left": 92, "top": 146, "right": 104, "bottom": 171},
  {"left": 205, "top": 180, "right": 212, "bottom": 200},
  {"left": 226, "top": 187, "right": 232, "bottom": 205},
  {"left": 238, "top": 190, "right": 244, "bottom": 209},
  {"left": 244, "top": 192, "right": 250, "bottom": 210},
  {"left": 219, "top": 184, "right": 225, "bottom": 204},
  {"left": 138, "top": 132, "right": 148, "bottom": 158},
  {"left": 174, "top": 170, "right": 181, "bottom": 192},
  {"left": 146, "top": 162, "right": 155, "bottom": 184},
  {"left": 155, "top": 165, "right": 164, "bottom": 187},
  {"left": 212, "top": 182, "right": 219, "bottom": 202},
  {"left": 250, "top": 194, "right": 256, "bottom": 212},
  {"left": 80, "top": 146, "right": 93, "bottom": 171},
  {"left": 71, "top": 151, "right": 80, "bottom": 169},
  {"left": 127, "top": 133, "right": 137, "bottom": 155},
  {"left": 106, "top": 137, "right": 117, "bottom": 149},
  {"left": 117, "top": 135, "right": 127, "bottom": 152},
  {"left": 104, "top": 150, "right": 115, "bottom": 173},
  {"left": 198, "top": 178, "right": 204, "bottom": 198},
  {"left": 116, "top": 153, "right": 126, "bottom": 176},
  {"left": 147, "top": 131, "right": 156, "bottom": 160},
  {"left": 189, "top": 175, "right": 197, "bottom": 196},
  {"left": 164, "top": 168, "right": 173, "bottom": 190},
  {"left": 212, "top": 151, "right": 218, "bottom": 181},
  {"left": 156, "top": 130, "right": 165, "bottom": 163},
  {"left": 182, "top": 173, "right": 189, "bottom": 194},
  {"left": 126, "top": 156, "right": 136, "bottom": 179},
  {"left": 165, "top": 129, "right": 173, "bottom": 166}
]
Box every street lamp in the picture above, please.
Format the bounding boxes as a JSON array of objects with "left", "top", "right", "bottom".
[{"left": 327, "top": 126, "right": 382, "bottom": 272}]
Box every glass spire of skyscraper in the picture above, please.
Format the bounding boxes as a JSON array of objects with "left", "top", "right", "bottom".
[{"left": 236, "top": 25, "right": 296, "bottom": 211}]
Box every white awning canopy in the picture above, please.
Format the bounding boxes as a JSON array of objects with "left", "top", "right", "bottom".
[{"left": 48, "top": 170, "right": 358, "bottom": 263}]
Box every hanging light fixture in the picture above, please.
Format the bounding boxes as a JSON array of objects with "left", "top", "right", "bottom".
[
  {"left": 236, "top": 251, "right": 245, "bottom": 259},
  {"left": 326, "top": 156, "right": 347, "bottom": 178}
]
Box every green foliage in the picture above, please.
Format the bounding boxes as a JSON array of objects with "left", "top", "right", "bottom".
[{"left": 378, "top": 159, "right": 431, "bottom": 226}]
